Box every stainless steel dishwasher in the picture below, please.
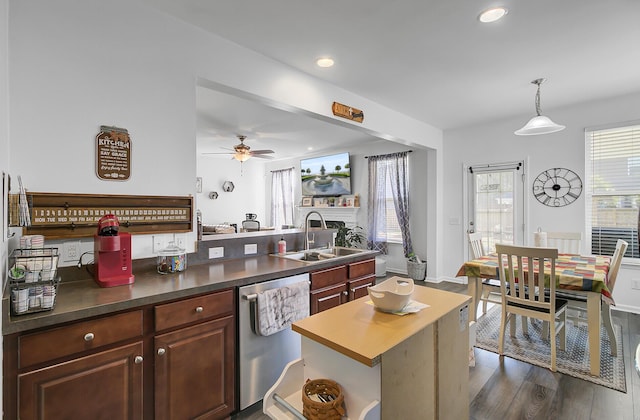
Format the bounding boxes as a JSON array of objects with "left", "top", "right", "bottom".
[{"left": 238, "top": 273, "right": 310, "bottom": 410}]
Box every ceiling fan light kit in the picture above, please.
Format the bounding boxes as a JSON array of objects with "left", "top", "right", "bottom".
[
  {"left": 514, "top": 78, "right": 565, "bottom": 136},
  {"left": 203, "top": 134, "right": 275, "bottom": 162}
]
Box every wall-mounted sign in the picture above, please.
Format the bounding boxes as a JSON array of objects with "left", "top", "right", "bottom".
[
  {"left": 96, "top": 125, "right": 131, "bottom": 181},
  {"left": 332, "top": 102, "right": 364, "bottom": 123}
]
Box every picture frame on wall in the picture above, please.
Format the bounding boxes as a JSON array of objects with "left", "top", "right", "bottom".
[{"left": 301, "top": 196, "right": 313, "bottom": 207}]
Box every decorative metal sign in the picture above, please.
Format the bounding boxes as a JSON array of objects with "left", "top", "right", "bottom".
[
  {"left": 332, "top": 102, "right": 364, "bottom": 123},
  {"left": 96, "top": 125, "right": 131, "bottom": 181}
]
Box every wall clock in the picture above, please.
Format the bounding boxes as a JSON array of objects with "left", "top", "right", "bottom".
[{"left": 532, "top": 167, "right": 582, "bottom": 207}]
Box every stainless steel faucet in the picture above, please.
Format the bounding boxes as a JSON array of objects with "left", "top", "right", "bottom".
[{"left": 304, "top": 210, "right": 327, "bottom": 251}]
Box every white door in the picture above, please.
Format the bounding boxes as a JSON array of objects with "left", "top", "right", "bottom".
[{"left": 467, "top": 161, "right": 525, "bottom": 253}]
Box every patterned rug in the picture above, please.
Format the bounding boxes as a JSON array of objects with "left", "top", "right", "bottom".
[{"left": 475, "top": 306, "right": 626, "bottom": 392}]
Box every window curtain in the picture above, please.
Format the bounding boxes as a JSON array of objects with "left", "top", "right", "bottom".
[
  {"left": 367, "top": 152, "right": 413, "bottom": 256},
  {"left": 270, "top": 168, "right": 295, "bottom": 228}
]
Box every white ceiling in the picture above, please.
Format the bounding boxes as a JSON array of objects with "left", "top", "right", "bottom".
[{"left": 150, "top": 0, "right": 640, "bottom": 159}]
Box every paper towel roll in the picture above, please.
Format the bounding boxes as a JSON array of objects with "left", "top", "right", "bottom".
[{"left": 534, "top": 231, "right": 548, "bottom": 247}]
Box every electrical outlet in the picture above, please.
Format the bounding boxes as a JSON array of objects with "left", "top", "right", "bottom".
[
  {"left": 209, "top": 247, "right": 224, "bottom": 259},
  {"left": 63, "top": 240, "right": 81, "bottom": 262},
  {"left": 244, "top": 244, "right": 257, "bottom": 255},
  {"left": 153, "top": 235, "right": 166, "bottom": 253},
  {"left": 632, "top": 279, "right": 640, "bottom": 290}
]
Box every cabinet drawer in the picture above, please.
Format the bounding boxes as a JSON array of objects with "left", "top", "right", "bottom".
[
  {"left": 348, "top": 275, "right": 375, "bottom": 301},
  {"left": 348, "top": 259, "right": 375, "bottom": 279},
  {"left": 155, "top": 288, "right": 234, "bottom": 332},
  {"left": 19, "top": 310, "right": 143, "bottom": 368},
  {"left": 310, "top": 265, "right": 348, "bottom": 290}
]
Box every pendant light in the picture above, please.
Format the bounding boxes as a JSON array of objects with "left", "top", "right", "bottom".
[{"left": 514, "top": 78, "right": 565, "bottom": 136}]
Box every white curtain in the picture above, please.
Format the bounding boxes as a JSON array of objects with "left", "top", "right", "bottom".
[{"left": 271, "top": 168, "right": 295, "bottom": 228}]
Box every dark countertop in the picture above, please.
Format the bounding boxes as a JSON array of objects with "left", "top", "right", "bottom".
[{"left": 2, "top": 251, "right": 378, "bottom": 336}]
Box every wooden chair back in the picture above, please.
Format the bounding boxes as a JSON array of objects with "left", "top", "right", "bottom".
[
  {"left": 608, "top": 239, "right": 628, "bottom": 293},
  {"left": 468, "top": 232, "right": 486, "bottom": 259},
  {"left": 496, "top": 244, "right": 559, "bottom": 312},
  {"left": 546, "top": 232, "right": 582, "bottom": 254}
]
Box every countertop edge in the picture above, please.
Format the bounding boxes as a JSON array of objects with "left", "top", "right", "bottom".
[{"left": 3, "top": 251, "right": 378, "bottom": 335}]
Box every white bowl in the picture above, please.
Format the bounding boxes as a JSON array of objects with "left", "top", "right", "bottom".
[{"left": 368, "top": 277, "right": 414, "bottom": 312}]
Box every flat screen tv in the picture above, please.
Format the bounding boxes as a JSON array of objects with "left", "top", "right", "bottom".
[{"left": 300, "top": 152, "right": 351, "bottom": 196}]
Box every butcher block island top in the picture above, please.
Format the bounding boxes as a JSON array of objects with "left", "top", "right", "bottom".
[
  {"left": 292, "top": 285, "right": 471, "bottom": 366},
  {"left": 267, "top": 284, "right": 472, "bottom": 419}
]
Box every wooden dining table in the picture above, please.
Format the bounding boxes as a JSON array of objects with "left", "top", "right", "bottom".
[{"left": 457, "top": 253, "right": 612, "bottom": 376}]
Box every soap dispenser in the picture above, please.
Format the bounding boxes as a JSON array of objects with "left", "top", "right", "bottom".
[{"left": 278, "top": 236, "right": 287, "bottom": 254}]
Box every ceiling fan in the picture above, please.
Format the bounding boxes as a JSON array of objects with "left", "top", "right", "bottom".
[{"left": 204, "top": 135, "right": 275, "bottom": 162}]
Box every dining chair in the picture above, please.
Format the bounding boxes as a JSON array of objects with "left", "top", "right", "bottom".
[
  {"left": 555, "top": 239, "right": 628, "bottom": 356},
  {"left": 468, "top": 232, "right": 502, "bottom": 315},
  {"left": 545, "top": 231, "right": 582, "bottom": 254},
  {"left": 496, "top": 244, "right": 567, "bottom": 372}
]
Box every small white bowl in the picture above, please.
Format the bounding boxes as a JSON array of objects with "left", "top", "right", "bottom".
[{"left": 368, "top": 277, "right": 414, "bottom": 312}]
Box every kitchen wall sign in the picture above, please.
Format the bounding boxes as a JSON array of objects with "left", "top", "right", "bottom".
[
  {"left": 332, "top": 102, "right": 364, "bottom": 123},
  {"left": 96, "top": 125, "right": 131, "bottom": 181}
]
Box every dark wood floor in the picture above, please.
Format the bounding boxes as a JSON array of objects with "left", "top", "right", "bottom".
[{"left": 233, "top": 276, "right": 640, "bottom": 420}]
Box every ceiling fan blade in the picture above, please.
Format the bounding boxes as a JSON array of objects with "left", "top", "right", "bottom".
[
  {"left": 202, "top": 152, "right": 234, "bottom": 155},
  {"left": 249, "top": 150, "right": 274, "bottom": 155},
  {"left": 250, "top": 154, "right": 275, "bottom": 159}
]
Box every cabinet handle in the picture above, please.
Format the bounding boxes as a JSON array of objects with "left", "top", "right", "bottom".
[
  {"left": 157, "top": 348, "right": 166, "bottom": 356},
  {"left": 84, "top": 332, "right": 95, "bottom": 342},
  {"left": 134, "top": 356, "right": 143, "bottom": 364},
  {"left": 343, "top": 291, "right": 348, "bottom": 296},
  {"left": 195, "top": 306, "right": 204, "bottom": 313}
]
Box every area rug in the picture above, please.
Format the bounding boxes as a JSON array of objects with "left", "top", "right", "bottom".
[{"left": 474, "top": 306, "right": 626, "bottom": 392}]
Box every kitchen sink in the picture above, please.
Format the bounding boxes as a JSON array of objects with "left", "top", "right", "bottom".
[{"left": 271, "top": 246, "right": 367, "bottom": 264}]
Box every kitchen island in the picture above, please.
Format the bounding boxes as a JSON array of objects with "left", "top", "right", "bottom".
[{"left": 264, "top": 284, "right": 471, "bottom": 419}]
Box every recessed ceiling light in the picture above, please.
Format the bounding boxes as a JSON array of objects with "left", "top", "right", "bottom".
[
  {"left": 478, "top": 7, "right": 508, "bottom": 23},
  {"left": 316, "top": 57, "right": 335, "bottom": 68}
]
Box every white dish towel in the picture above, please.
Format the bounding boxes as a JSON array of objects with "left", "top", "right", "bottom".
[{"left": 256, "top": 281, "right": 310, "bottom": 336}]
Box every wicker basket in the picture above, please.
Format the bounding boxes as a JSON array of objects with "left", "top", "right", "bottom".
[{"left": 302, "top": 378, "right": 346, "bottom": 420}]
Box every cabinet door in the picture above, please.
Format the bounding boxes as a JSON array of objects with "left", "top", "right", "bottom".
[
  {"left": 310, "top": 283, "right": 347, "bottom": 314},
  {"left": 155, "top": 315, "right": 235, "bottom": 420},
  {"left": 348, "top": 275, "right": 375, "bottom": 301},
  {"left": 18, "top": 342, "right": 143, "bottom": 420}
]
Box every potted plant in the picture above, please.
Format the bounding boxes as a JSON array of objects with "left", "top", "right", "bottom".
[
  {"left": 406, "top": 252, "right": 427, "bottom": 281},
  {"left": 334, "top": 225, "right": 366, "bottom": 248}
]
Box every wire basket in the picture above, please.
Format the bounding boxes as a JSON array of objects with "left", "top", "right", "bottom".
[{"left": 8, "top": 248, "right": 60, "bottom": 316}]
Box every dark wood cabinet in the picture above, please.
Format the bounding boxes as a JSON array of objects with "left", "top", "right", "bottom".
[
  {"left": 310, "top": 258, "right": 375, "bottom": 314},
  {"left": 18, "top": 342, "right": 143, "bottom": 420},
  {"left": 6, "top": 289, "right": 235, "bottom": 420},
  {"left": 154, "top": 316, "right": 235, "bottom": 420},
  {"left": 154, "top": 289, "right": 235, "bottom": 420}
]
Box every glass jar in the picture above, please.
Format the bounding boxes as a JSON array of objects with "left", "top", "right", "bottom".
[{"left": 157, "top": 242, "right": 187, "bottom": 274}]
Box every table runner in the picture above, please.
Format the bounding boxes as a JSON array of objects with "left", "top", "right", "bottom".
[{"left": 456, "top": 253, "right": 613, "bottom": 304}]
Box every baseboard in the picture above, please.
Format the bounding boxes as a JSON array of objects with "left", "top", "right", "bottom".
[{"left": 612, "top": 303, "right": 640, "bottom": 315}]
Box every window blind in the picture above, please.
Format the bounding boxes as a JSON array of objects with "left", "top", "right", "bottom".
[{"left": 587, "top": 124, "right": 640, "bottom": 258}]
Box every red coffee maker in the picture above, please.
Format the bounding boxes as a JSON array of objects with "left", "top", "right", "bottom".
[{"left": 94, "top": 214, "right": 135, "bottom": 287}]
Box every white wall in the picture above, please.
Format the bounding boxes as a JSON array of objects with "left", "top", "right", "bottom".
[
  {"left": 443, "top": 92, "right": 640, "bottom": 312},
  {"left": 196, "top": 155, "right": 267, "bottom": 228},
  {"left": 1, "top": 0, "right": 7, "bottom": 412},
  {"left": 8, "top": 0, "right": 443, "bottom": 270}
]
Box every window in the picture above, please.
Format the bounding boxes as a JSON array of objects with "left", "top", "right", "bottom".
[
  {"left": 383, "top": 174, "right": 403, "bottom": 243},
  {"left": 270, "top": 168, "right": 295, "bottom": 228},
  {"left": 367, "top": 151, "right": 412, "bottom": 255},
  {"left": 586, "top": 124, "right": 640, "bottom": 258}
]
